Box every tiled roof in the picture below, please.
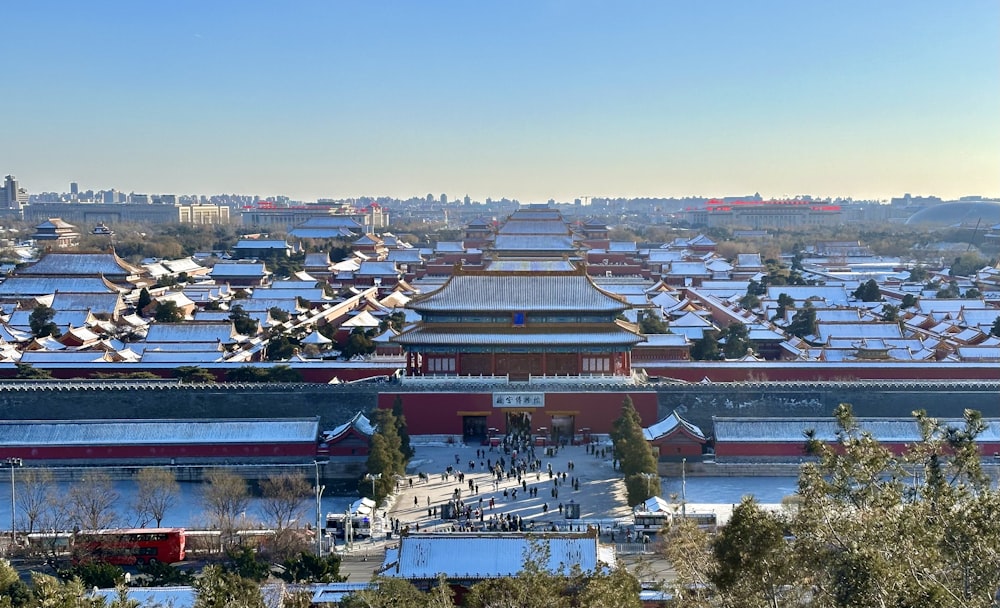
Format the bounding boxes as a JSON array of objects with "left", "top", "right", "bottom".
[
  {"left": 644, "top": 411, "right": 706, "bottom": 441},
  {"left": 289, "top": 227, "right": 357, "bottom": 239},
  {"left": 296, "top": 216, "right": 364, "bottom": 229},
  {"left": 394, "top": 324, "right": 644, "bottom": 347},
  {"left": 714, "top": 417, "right": 1000, "bottom": 443},
  {"left": 8, "top": 310, "right": 91, "bottom": 331},
  {"left": 210, "top": 263, "right": 269, "bottom": 277},
  {"left": 0, "top": 277, "right": 123, "bottom": 297},
  {"left": 485, "top": 260, "right": 577, "bottom": 272},
  {"left": 140, "top": 350, "right": 224, "bottom": 363},
  {"left": 638, "top": 333, "right": 689, "bottom": 347},
  {"left": 355, "top": 261, "right": 400, "bottom": 277},
  {"left": 492, "top": 235, "right": 576, "bottom": 251},
  {"left": 409, "top": 272, "right": 629, "bottom": 313},
  {"left": 19, "top": 252, "right": 141, "bottom": 276},
  {"left": 144, "top": 322, "right": 238, "bottom": 343},
  {"left": 162, "top": 258, "right": 204, "bottom": 274},
  {"left": 386, "top": 533, "right": 604, "bottom": 579},
  {"left": 233, "top": 239, "right": 289, "bottom": 249},
  {"left": 497, "top": 220, "right": 571, "bottom": 235},
  {"left": 49, "top": 292, "right": 122, "bottom": 313},
  {"left": 0, "top": 418, "right": 320, "bottom": 446}
]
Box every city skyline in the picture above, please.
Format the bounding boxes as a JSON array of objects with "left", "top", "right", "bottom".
[{"left": 3, "top": 1, "right": 998, "bottom": 203}]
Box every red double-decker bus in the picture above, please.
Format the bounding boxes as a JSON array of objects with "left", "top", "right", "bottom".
[{"left": 73, "top": 528, "right": 186, "bottom": 565}]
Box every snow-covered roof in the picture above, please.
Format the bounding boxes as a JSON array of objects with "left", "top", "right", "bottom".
[
  {"left": 491, "top": 235, "right": 576, "bottom": 251},
  {"left": 409, "top": 271, "right": 628, "bottom": 313},
  {"left": 233, "top": 239, "right": 289, "bottom": 250},
  {"left": 325, "top": 411, "right": 374, "bottom": 440},
  {"left": 355, "top": 261, "right": 400, "bottom": 277},
  {"left": 0, "top": 418, "right": 320, "bottom": 446},
  {"left": 301, "top": 330, "right": 333, "bottom": 345},
  {"left": 209, "top": 263, "right": 269, "bottom": 278},
  {"left": 714, "top": 417, "right": 1000, "bottom": 443},
  {"left": 162, "top": 258, "right": 204, "bottom": 274},
  {"left": 144, "top": 322, "right": 238, "bottom": 343},
  {"left": 49, "top": 292, "right": 122, "bottom": 314},
  {"left": 394, "top": 325, "right": 644, "bottom": 347},
  {"left": 637, "top": 333, "right": 689, "bottom": 347},
  {"left": 18, "top": 252, "right": 142, "bottom": 277},
  {"left": 339, "top": 310, "right": 379, "bottom": 329},
  {"left": 643, "top": 411, "right": 706, "bottom": 442},
  {"left": 0, "top": 277, "right": 123, "bottom": 297},
  {"left": 385, "top": 532, "right": 608, "bottom": 579},
  {"left": 635, "top": 496, "right": 672, "bottom": 514},
  {"left": 485, "top": 259, "right": 576, "bottom": 273}
]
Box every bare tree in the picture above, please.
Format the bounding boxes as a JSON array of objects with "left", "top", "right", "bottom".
[
  {"left": 259, "top": 473, "right": 312, "bottom": 560},
  {"left": 201, "top": 469, "right": 250, "bottom": 545},
  {"left": 132, "top": 467, "right": 180, "bottom": 528},
  {"left": 16, "top": 468, "right": 54, "bottom": 534},
  {"left": 68, "top": 470, "right": 120, "bottom": 530},
  {"left": 258, "top": 473, "right": 310, "bottom": 532}
]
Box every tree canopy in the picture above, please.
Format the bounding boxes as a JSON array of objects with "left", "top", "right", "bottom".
[
  {"left": 662, "top": 404, "right": 1000, "bottom": 608},
  {"left": 611, "top": 396, "right": 659, "bottom": 507}
]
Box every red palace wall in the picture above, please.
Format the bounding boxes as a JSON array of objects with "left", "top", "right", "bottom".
[
  {"left": 378, "top": 391, "right": 658, "bottom": 436},
  {"left": 651, "top": 435, "right": 705, "bottom": 458}
]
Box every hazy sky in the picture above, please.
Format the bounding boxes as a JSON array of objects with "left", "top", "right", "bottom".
[{"left": 3, "top": 1, "right": 998, "bottom": 202}]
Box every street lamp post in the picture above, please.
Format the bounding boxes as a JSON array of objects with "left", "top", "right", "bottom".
[
  {"left": 314, "top": 460, "right": 327, "bottom": 556},
  {"left": 681, "top": 458, "right": 687, "bottom": 518},
  {"left": 364, "top": 473, "right": 382, "bottom": 501},
  {"left": 5, "top": 458, "right": 22, "bottom": 549}
]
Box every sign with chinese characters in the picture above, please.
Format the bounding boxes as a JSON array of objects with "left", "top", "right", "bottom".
[{"left": 492, "top": 392, "right": 545, "bottom": 408}]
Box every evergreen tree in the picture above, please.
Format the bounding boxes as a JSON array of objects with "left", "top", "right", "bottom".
[
  {"left": 194, "top": 565, "right": 265, "bottom": 608},
  {"left": 662, "top": 404, "right": 1000, "bottom": 608},
  {"left": 638, "top": 311, "right": 669, "bottom": 334},
  {"left": 360, "top": 408, "right": 406, "bottom": 505},
  {"left": 136, "top": 288, "right": 152, "bottom": 314},
  {"left": 228, "top": 304, "right": 258, "bottom": 335},
  {"left": 153, "top": 301, "right": 183, "bottom": 323},
  {"left": 787, "top": 302, "right": 818, "bottom": 339},
  {"left": 341, "top": 327, "right": 376, "bottom": 359},
  {"left": 29, "top": 304, "right": 60, "bottom": 338},
  {"left": 991, "top": 315, "right": 1000, "bottom": 337},
  {"left": 721, "top": 322, "right": 751, "bottom": 359},
  {"left": 773, "top": 292, "right": 795, "bottom": 321},
  {"left": 690, "top": 330, "right": 721, "bottom": 361},
  {"left": 611, "top": 396, "right": 659, "bottom": 506},
  {"left": 392, "top": 395, "right": 414, "bottom": 461},
  {"left": 711, "top": 497, "right": 800, "bottom": 607},
  {"left": 852, "top": 278, "right": 882, "bottom": 302}
]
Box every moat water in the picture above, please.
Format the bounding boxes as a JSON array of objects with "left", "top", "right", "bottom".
[{"left": 0, "top": 476, "right": 800, "bottom": 530}]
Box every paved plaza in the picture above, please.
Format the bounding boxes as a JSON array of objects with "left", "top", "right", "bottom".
[{"left": 332, "top": 439, "right": 767, "bottom": 582}]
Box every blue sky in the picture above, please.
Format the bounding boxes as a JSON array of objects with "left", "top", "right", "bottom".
[{"left": 2, "top": 1, "right": 998, "bottom": 202}]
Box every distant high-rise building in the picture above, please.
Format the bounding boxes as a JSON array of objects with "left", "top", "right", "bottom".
[
  {"left": 1, "top": 175, "right": 28, "bottom": 213},
  {"left": 70, "top": 182, "right": 79, "bottom": 195},
  {"left": 440, "top": 193, "right": 448, "bottom": 205},
  {"left": 464, "top": 194, "right": 471, "bottom": 206}
]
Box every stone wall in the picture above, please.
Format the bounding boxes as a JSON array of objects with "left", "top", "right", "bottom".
[
  {"left": 0, "top": 382, "right": 380, "bottom": 430},
  {"left": 0, "top": 380, "right": 996, "bottom": 442},
  {"left": 654, "top": 381, "right": 1000, "bottom": 432}
]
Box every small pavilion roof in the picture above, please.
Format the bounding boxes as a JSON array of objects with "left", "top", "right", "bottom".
[{"left": 643, "top": 411, "right": 706, "bottom": 442}]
